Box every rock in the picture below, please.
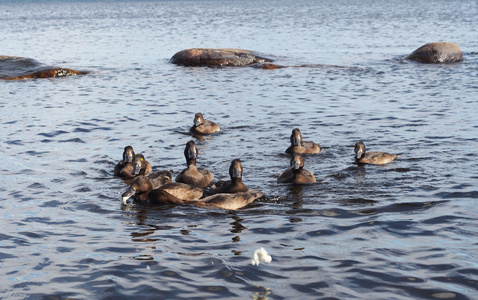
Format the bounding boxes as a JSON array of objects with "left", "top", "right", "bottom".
[
  {"left": 3, "top": 68, "right": 87, "bottom": 80},
  {"left": 170, "top": 48, "right": 274, "bottom": 67},
  {"left": 0, "top": 55, "right": 87, "bottom": 80},
  {"left": 251, "top": 63, "right": 286, "bottom": 70},
  {"left": 407, "top": 42, "right": 463, "bottom": 63}
]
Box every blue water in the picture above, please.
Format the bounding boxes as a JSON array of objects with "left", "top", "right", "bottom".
[{"left": 1, "top": 0, "right": 478, "bottom": 299}]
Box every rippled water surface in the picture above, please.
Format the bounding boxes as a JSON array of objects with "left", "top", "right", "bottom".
[{"left": 1, "top": 0, "right": 478, "bottom": 299}]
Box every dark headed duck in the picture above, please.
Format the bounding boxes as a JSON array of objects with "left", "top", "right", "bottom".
[
  {"left": 354, "top": 141, "right": 398, "bottom": 165},
  {"left": 285, "top": 128, "right": 321, "bottom": 154},
  {"left": 122, "top": 176, "right": 203, "bottom": 205},
  {"left": 278, "top": 154, "right": 316, "bottom": 184},
  {"left": 197, "top": 158, "right": 263, "bottom": 210},
  {"left": 114, "top": 146, "right": 135, "bottom": 178},
  {"left": 190, "top": 113, "right": 220, "bottom": 135},
  {"left": 176, "top": 140, "right": 214, "bottom": 188},
  {"left": 210, "top": 159, "right": 249, "bottom": 194}
]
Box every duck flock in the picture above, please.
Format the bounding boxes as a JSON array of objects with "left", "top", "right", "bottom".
[{"left": 114, "top": 113, "right": 399, "bottom": 210}]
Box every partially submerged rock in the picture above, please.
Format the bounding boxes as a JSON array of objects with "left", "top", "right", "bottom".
[
  {"left": 170, "top": 48, "right": 274, "bottom": 67},
  {"left": 0, "top": 55, "right": 87, "bottom": 80},
  {"left": 251, "top": 63, "right": 286, "bottom": 70},
  {"left": 407, "top": 42, "right": 463, "bottom": 63}
]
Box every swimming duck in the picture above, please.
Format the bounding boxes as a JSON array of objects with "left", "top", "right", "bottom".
[
  {"left": 198, "top": 159, "right": 263, "bottom": 210},
  {"left": 176, "top": 140, "right": 214, "bottom": 188},
  {"left": 278, "top": 154, "right": 316, "bottom": 184},
  {"left": 121, "top": 176, "right": 203, "bottom": 205},
  {"left": 285, "top": 128, "right": 321, "bottom": 154},
  {"left": 190, "top": 113, "right": 220, "bottom": 135},
  {"left": 114, "top": 146, "right": 135, "bottom": 177},
  {"left": 209, "top": 159, "right": 249, "bottom": 194},
  {"left": 354, "top": 141, "right": 398, "bottom": 165}
]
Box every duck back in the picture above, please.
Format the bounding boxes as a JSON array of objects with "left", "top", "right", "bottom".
[
  {"left": 161, "top": 182, "right": 204, "bottom": 200},
  {"left": 195, "top": 190, "right": 264, "bottom": 210},
  {"left": 176, "top": 166, "right": 214, "bottom": 188},
  {"left": 358, "top": 151, "right": 398, "bottom": 165}
]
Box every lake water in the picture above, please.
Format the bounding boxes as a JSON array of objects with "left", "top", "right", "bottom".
[{"left": 1, "top": 0, "right": 478, "bottom": 299}]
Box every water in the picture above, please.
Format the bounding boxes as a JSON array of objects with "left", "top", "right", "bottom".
[{"left": 1, "top": 0, "right": 478, "bottom": 299}]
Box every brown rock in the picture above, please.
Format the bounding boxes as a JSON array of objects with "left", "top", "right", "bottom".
[
  {"left": 170, "top": 48, "right": 274, "bottom": 67},
  {"left": 3, "top": 68, "right": 87, "bottom": 80},
  {"left": 251, "top": 63, "right": 286, "bottom": 70},
  {"left": 1, "top": 55, "right": 87, "bottom": 80},
  {"left": 407, "top": 42, "right": 463, "bottom": 63}
]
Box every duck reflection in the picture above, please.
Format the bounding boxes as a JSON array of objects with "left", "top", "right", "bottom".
[
  {"left": 251, "top": 286, "right": 271, "bottom": 300},
  {"left": 191, "top": 132, "right": 215, "bottom": 141},
  {"left": 230, "top": 215, "right": 246, "bottom": 234},
  {"left": 286, "top": 184, "right": 304, "bottom": 209}
]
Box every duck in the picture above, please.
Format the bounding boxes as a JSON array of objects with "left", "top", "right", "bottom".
[
  {"left": 190, "top": 113, "right": 220, "bottom": 135},
  {"left": 175, "top": 140, "right": 214, "bottom": 188},
  {"left": 285, "top": 128, "right": 321, "bottom": 154},
  {"left": 278, "top": 154, "right": 316, "bottom": 184},
  {"left": 209, "top": 159, "right": 249, "bottom": 194},
  {"left": 354, "top": 141, "right": 399, "bottom": 165},
  {"left": 121, "top": 175, "right": 203, "bottom": 205},
  {"left": 198, "top": 159, "right": 263, "bottom": 210},
  {"left": 114, "top": 146, "right": 135, "bottom": 177}
]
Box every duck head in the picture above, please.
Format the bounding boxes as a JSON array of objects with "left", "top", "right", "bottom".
[
  {"left": 354, "top": 141, "right": 366, "bottom": 160},
  {"left": 290, "top": 154, "right": 305, "bottom": 170},
  {"left": 193, "top": 113, "right": 205, "bottom": 127},
  {"left": 184, "top": 140, "right": 198, "bottom": 164},
  {"left": 123, "top": 145, "right": 135, "bottom": 163},
  {"left": 229, "top": 159, "right": 243, "bottom": 180},
  {"left": 132, "top": 153, "right": 147, "bottom": 175},
  {"left": 290, "top": 128, "right": 303, "bottom": 146},
  {"left": 121, "top": 176, "right": 152, "bottom": 204}
]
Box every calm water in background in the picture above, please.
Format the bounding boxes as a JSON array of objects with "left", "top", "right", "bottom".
[{"left": 1, "top": 0, "right": 478, "bottom": 299}]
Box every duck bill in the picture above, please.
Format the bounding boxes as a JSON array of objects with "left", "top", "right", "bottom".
[
  {"left": 188, "top": 148, "right": 197, "bottom": 159},
  {"left": 232, "top": 168, "right": 242, "bottom": 179},
  {"left": 125, "top": 152, "right": 134, "bottom": 163},
  {"left": 194, "top": 119, "right": 201, "bottom": 127},
  {"left": 121, "top": 187, "right": 136, "bottom": 205},
  {"left": 132, "top": 162, "right": 141, "bottom": 175},
  {"left": 355, "top": 149, "right": 363, "bottom": 159},
  {"left": 292, "top": 137, "right": 301, "bottom": 146},
  {"left": 292, "top": 161, "right": 301, "bottom": 170}
]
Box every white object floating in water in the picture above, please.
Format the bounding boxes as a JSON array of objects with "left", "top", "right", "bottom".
[{"left": 251, "top": 247, "right": 272, "bottom": 266}]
